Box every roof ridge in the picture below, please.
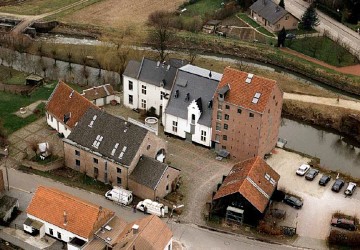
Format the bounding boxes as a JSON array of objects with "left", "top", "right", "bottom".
[
  {"left": 46, "top": 80, "right": 62, "bottom": 109},
  {"left": 226, "top": 67, "right": 277, "bottom": 84}
]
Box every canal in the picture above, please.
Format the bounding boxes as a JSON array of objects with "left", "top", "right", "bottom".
[{"left": 279, "top": 118, "right": 360, "bottom": 178}]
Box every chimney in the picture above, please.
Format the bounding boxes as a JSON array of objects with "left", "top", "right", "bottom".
[
  {"left": 69, "top": 90, "right": 74, "bottom": 98},
  {"left": 209, "top": 71, "right": 212, "bottom": 78},
  {"left": 63, "top": 211, "right": 67, "bottom": 226},
  {"left": 132, "top": 224, "right": 139, "bottom": 234},
  {"left": 156, "top": 61, "right": 160, "bottom": 67}
]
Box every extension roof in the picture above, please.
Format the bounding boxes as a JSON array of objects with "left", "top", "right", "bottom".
[
  {"left": 82, "top": 84, "right": 115, "bottom": 101},
  {"left": 250, "top": 0, "right": 293, "bottom": 25},
  {"left": 217, "top": 67, "right": 279, "bottom": 113},
  {"left": 213, "top": 156, "right": 280, "bottom": 213},
  {"left": 26, "top": 186, "right": 114, "bottom": 239},
  {"left": 115, "top": 215, "right": 172, "bottom": 250},
  {"left": 165, "top": 65, "right": 221, "bottom": 127},
  {"left": 46, "top": 81, "right": 97, "bottom": 128},
  {"left": 129, "top": 156, "right": 179, "bottom": 190},
  {"left": 66, "top": 108, "right": 148, "bottom": 166}
]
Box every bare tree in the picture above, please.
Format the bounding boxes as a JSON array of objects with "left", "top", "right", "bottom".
[
  {"left": 188, "top": 49, "right": 199, "bottom": 64},
  {"left": 147, "top": 11, "right": 174, "bottom": 62}
]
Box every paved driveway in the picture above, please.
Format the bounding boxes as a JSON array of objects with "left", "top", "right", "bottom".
[{"left": 267, "top": 149, "right": 360, "bottom": 242}]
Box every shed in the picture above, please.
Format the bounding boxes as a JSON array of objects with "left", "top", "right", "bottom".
[{"left": 26, "top": 74, "right": 44, "bottom": 86}]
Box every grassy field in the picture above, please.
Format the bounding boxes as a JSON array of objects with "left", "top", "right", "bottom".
[
  {"left": 0, "top": 0, "right": 80, "bottom": 15},
  {"left": 237, "top": 13, "right": 260, "bottom": 28},
  {"left": 286, "top": 36, "right": 359, "bottom": 67},
  {"left": 0, "top": 82, "right": 56, "bottom": 134},
  {"left": 182, "top": 0, "right": 223, "bottom": 17},
  {"left": 0, "top": 66, "right": 27, "bottom": 85}
]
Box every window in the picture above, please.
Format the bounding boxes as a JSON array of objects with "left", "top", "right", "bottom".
[
  {"left": 216, "top": 122, "right": 221, "bottom": 131},
  {"left": 141, "top": 85, "right": 146, "bottom": 95},
  {"left": 49, "top": 228, "right": 53, "bottom": 235},
  {"left": 50, "top": 116, "right": 53, "bottom": 122},
  {"left": 94, "top": 167, "right": 99, "bottom": 176},
  {"left": 225, "top": 105, "right": 230, "bottom": 110},
  {"left": 147, "top": 145, "right": 151, "bottom": 150},
  {"left": 223, "top": 135, "right": 227, "bottom": 140},
  {"left": 218, "top": 103, "right": 222, "bottom": 110},
  {"left": 117, "top": 167, "right": 122, "bottom": 174},
  {"left": 191, "top": 114, "right": 195, "bottom": 123},
  {"left": 75, "top": 150, "right": 80, "bottom": 156},
  {"left": 166, "top": 184, "right": 169, "bottom": 191},
  {"left": 222, "top": 145, "right": 227, "bottom": 149},
  {"left": 128, "top": 81, "right": 133, "bottom": 90},
  {"left": 215, "top": 134, "right": 220, "bottom": 142},
  {"left": 201, "top": 130, "right": 206, "bottom": 142},
  {"left": 217, "top": 111, "right": 222, "bottom": 120},
  {"left": 224, "top": 124, "right": 228, "bottom": 130},
  {"left": 117, "top": 177, "right": 122, "bottom": 185},
  {"left": 172, "top": 121, "right": 178, "bottom": 133},
  {"left": 237, "top": 108, "right": 242, "bottom": 114},
  {"left": 285, "top": 15, "right": 289, "bottom": 20},
  {"left": 57, "top": 232, "right": 62, "bottom": 239},
  {"left": 129, "top": 95, "right": 133, "bottom": 105},
  {"left": 224, "top": 114, "right": 229, "bottom": 120},
  {"left": 75, "top": 159, "right": 80, "bottom": 166},
  {"left": 160, "top": 91, "right": 165, "bottom": 100},
  {"left": 141, "top": 99, "right": 146, "bottom": 109},
  {"left": 93, "top": 158, "right": 98, "bottom": 164},
  {"left": 249, "top": 113, "right": 254, "bottom": 118}
]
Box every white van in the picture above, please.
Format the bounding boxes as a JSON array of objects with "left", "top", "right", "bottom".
[
  {"left": 105, "top": 187, "right": 133, "bottom": 205},
  {"left": 136, "top": 199, "right": 167, "bottom": 217}
]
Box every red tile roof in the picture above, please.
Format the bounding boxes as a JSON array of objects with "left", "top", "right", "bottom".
[
  {"left": 115, "top": 215, "right": 172, "bottom": 250},
  {"left": 217, "top": 67, "right": 279, "bottom": 113},
  {"left": 46, "top": 81, "right": 97, "bottom": 128},
  {"left": 82, "top": 84, "right": 115, "bottom": 101},
  {"left": 27, "top": 186, "right": 114, "bottom": 239},
  {"left": 213, "top": 156, "right": 280, "bottom": 213}
]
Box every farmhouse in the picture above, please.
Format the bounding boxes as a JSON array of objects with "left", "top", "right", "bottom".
[
  {"left": 250, "top": 0, "right": 299, "bottom": 32},
  {"left": 122, "top": 57, "right": 186, "bottom": 117},
  {"left": 164, "top": 65, "right": 222, "bottom": 147},
  {"left": 212, "top": 156, "right": 280, "bottom": 225},
  {"left": 63, "top": 107, "right": 176, "bottom": 200},
  {"left": 46, "top": 81, "right": 97, "bottom": 138},
  {"left": 23, "top": 186, "right": 173, "bottom": 250},
  {"left": 81, "top": 84, "right": 120, "bottom": 106},
  {"left": 211, "top": 67, "right": 283, "bottom": 160}
]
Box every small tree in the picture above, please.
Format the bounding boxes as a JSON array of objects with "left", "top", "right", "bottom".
[
  {"left": 277, "top": 27, "right": 287, "bottom": 47},
  {"left": 299, "top": 4, "right": 320, "bottom": 30},
  {"left": 279, "top": 0, "right": 285, "bottom": 9}
]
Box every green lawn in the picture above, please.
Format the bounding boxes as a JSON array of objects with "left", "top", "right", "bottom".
[
  {"left": 0, "top": 0, "right": 79, "bottom": 15},
  {"left": 286, "top": 36, "right": 359, "bottom": 67},
  {"left": 237, "top": 13, "right": 260, "bottom": 28},
  {"left": 0, "top": 82, "right": 56, "bottom": 135},
  {"left": 0, "top": 66, "right": 27, "bottom": 85},
  {"left": 257, "top": 26, "right": 274, "bottom": 37},
  {"left": 182, "top": 0, "right": 223, "bottom": 17}
]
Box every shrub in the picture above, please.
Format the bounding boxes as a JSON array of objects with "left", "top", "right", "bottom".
[
  {"left": 257, "top": 220, "right": 282, "bottom": 235},
  {"left": 328, "top": 229, "right": 360, "bottom": 247}
]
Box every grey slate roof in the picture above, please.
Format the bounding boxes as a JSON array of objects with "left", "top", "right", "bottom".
[
  {"left": 250, "top": 0, "right": 290, "bottom": 25},
  {"left": 165, "top": 65, "right": 221, "bottom": 127},
  {"left": 123, "top": 60, "right": 141, "bottom": 79},
  {"left": 129, "top": 156, "right": 170, "bottom": 190},
  {"left": 67, "top": 108, "right": 148, "bottom": 166},
  {"left": 123, "top": 58, "right": 179, "bottom": 91}
]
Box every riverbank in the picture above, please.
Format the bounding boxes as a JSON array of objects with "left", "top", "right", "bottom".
[{"left": 282, "top": 99, "right": 360, "bottom": 143}]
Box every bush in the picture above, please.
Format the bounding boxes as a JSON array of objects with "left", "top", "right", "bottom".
[
  {"left": 212, "top": 2, "right": 239, "bottom": 20},
  {"left": 328, "top": 229, "right": 360, "bottom": 247},
  {"left": 257, "top": 220, "right": 282, "bottom": 235}
]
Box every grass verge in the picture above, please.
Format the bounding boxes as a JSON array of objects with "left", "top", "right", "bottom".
[
  {"left": 18, "top": 165, "right": 112, "bottom": 195},
  {"left": 0, "top": 65, "right": 27, "bottom": 85}
]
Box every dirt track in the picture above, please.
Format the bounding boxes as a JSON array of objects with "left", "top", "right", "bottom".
[{"left": 61, "top": 0, "right": 184, "bottom": 28}]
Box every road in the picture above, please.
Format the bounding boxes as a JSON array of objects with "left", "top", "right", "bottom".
[
  {"left": 274, "top": 0, "right": 360, "bottom": 59},
  {"left": 0, "top": 164, "right": 303, "bottom": 250}
]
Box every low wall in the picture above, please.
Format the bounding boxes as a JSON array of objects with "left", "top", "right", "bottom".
[{"left": 22, "top": 158, "right": 64, "bottom": 171}]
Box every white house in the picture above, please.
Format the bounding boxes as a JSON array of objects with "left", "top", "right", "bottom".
[
  {"left": 164, "top": 65, "right": 222, "bottom": 147},
  {"left": 46, "top": 81, "right": 97, "bottom": 138},
  {"left": 122, "top": 58, "right": 186, "bottom": 117},
  {"left": 81, "top": 84, "right": 121, "bottom": 106}
]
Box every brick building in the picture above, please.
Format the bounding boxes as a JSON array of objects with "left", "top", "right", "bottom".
[
  {"left": 63, "top": 107, "right": 179, "bottom": 200},
  {"left": 211, "top": 67, "right": 283, "bottom": 160}
]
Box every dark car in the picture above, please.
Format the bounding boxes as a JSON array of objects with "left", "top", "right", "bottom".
[
  {"left": 305, "top": 169, "right": 319, "bottom": 181},
  {"left": 319, "top": 175, "right": 331, "bottom": 186},
  {"left": 283, "top": 195, "right": 303, "bottom": 209},
  {"left": 332, "top": 179, "right": 345, "bottom": 192},
  {"left": 331, "top": 217, "right": 357, "bottom": 231}
]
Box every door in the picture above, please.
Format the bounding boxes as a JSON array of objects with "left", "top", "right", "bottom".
[{"left": 185, "top": 132, "right": 192, "bottom": 142}]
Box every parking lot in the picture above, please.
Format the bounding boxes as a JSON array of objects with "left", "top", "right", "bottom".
[{"left": 267, "top": 149, "right": 360, "bottom": 240}]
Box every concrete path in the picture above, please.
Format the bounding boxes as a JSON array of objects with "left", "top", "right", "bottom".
[{"left": 284, "top": 93, "right": 360, "bottom": 111}]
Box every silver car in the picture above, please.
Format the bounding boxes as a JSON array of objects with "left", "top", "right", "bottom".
[{"left": 344, "top": 182, "right": 357, "bottom": 196}]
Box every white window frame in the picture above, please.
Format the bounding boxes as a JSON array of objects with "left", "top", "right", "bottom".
[
  {"left": 141, "top": 99, "right": 146, "bottom": 109},
  {"left": 201, "top": 130, "right": 206, "bottom": 142},
  {"left": 142, "top": 85, "right": 147, "bottom": 95},
  {"left": 172, "top": 121, "right": 178, "bottom": 133}
]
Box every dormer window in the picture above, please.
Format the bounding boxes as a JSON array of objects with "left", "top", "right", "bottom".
[
  {"left": 174, "top": 90, "right": 179, "bottom": 98},
  {"left": 185, "top": 93, "right": 190, "bottom": 101}
]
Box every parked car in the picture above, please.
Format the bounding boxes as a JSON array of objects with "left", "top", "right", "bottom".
[
  {"left": 332, "top": 179, "right": 345, "bottom": 192},
  {"left": 286, "top": 33, "right": 296, "bottom": 39},
  {"left": 296, "top": 164, "right": 310, "bottom": 176},
  {"left": 105, "top": 186, "right": 133, "bottom": 205},
  {"left": 283, "top": 195, "right": 303, "bottom": 209},
  {"left": 319, "top": 175, "right": 331, "bottom": 186},
  {"left": 136, "top": 199, "right": 166, "bottom": 217},
  {"left": 305, "top": 168, "right": 319, "bottom": 181},
  {"left": 331, "top": 217, "right": 357, "bottom": 231},
  {"left": 344, "top": 182, "right": 357, "bottom": 196}
]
